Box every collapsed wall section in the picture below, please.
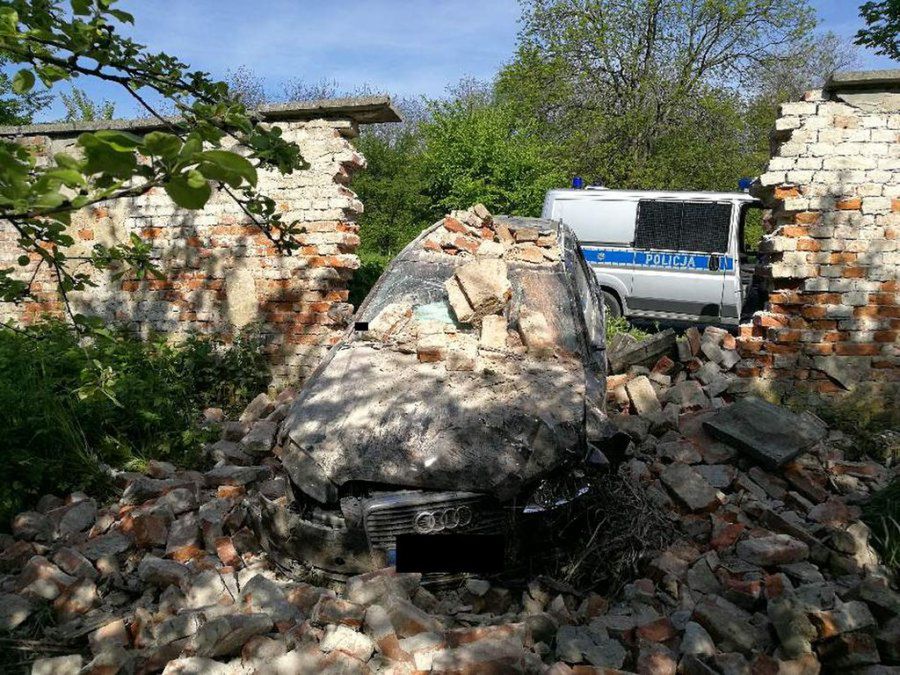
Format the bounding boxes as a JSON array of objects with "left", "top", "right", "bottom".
[
  {"left": 737, "top": 72, "right": 899, "bottom": 407},
  {"left": 0, "top": 99, "right": 399, "bottom": 385}
]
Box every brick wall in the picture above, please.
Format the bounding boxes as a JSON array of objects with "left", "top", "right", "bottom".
[
  {"left": 737, "top": 72, "right": 899, "bottom": 407},
  {"left": 0, "top": 99, "right": 398, "bottom": 385}
]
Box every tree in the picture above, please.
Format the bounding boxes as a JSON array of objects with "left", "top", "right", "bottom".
[
  {"left": 354, "top": 104, "right": 432, "bottom": 259},
  {"left": 420, "top": 79, "right": 566, "bottom": 217},
  {"left": 0, "top": 1, "right": 307, "bottom": 328},
  {"left": 497, "top": 0, "right": 823, "bottom": 189},
  {"left": 0, "top": 53, "right": 50, "bottom": 124},
  {"left": 226, "top": 65, "right": 268, "bottom": 109},
  {"left": 60, "top": 86, "right": 115, "bottom": 121},
  {"left": 856, "top": 0, "right": 900, "bottom": 60}
]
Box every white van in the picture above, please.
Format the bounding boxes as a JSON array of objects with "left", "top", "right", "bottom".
[{"left": 542, "top": 188, "right": 763, "bottom": 325}]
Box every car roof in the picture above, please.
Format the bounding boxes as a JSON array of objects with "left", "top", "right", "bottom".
[{"left": 545, "top": 188, "right": 760, "bottom": 203}]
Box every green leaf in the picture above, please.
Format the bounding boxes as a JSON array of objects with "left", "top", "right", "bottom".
[
  {"left": 44, "top": 168, "right": 86, "bottom": 186},
  {"left": 94, "top": 130, "right": 144, "bottom": 151},
  {"left": 78, "top": 133, "right": 138, "bottom": 178},
  {"left": 0, "top": 7, "right": 17, "bottom": 34},
  {"left": 165, "top": 174, "right": 211, "bottom": 209},
  {"left": 35, "top": 64, "right": 69, "bottom": 87},
  {"left": 142, "top": 132, "right": 182, "bottom": 161},
  {"left": 70, "top": 0, "right": 91, "bottom": 15},
  {"left": 17, "top": 255, "right": 30, "bottom": 266},
  {"left": 12, "top": 70, "right": 35, "bottom": 94},
  {"left": 186, "top": 169, "right": 206, "bottom": 189},
  {"left": 196, "top": 150, "right": 257, "bottom": 188},
  {"left": 109, "top": 9, "right": 135, "bottom": 23}
]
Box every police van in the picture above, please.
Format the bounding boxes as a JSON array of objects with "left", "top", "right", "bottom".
[{"left": 541, "top": 188, "right": 763, "bottom": 325}]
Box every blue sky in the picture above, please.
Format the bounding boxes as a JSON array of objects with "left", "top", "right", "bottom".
[{"left": 36, "top": 0, "right": 899, "bottom": 121}]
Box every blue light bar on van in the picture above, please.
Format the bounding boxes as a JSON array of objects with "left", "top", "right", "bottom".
[
  {"left": 572, "top": 176, "right": 584, "bottom": 189},
  {"left": 738, "top": 177, "right": 753, "bottom": 192}
]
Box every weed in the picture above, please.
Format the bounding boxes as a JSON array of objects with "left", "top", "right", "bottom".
[
  {"left": 605, "top": 314, "right": 651, "bottom": 343},
  {"left": 863, "top": 479, "right": 900, "bottom": 576},
  {"left": 0, "top": 321, "right": 269, "bottom": 526}
]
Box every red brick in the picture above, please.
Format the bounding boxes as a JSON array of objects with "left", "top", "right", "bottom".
[
  {"left": 794, "top": 212, "right": 820, "bottom": 224},
  {"left": 780, "top": 225, "right": 810, "bottom": 237},
  {"left": 843, "top": 266, "right": 866, "bottom": 279},
  {"left": 636, "top": 617, "right": 677, "bottom": 643},
  {"left": 443, "top": 217, "right": 467, "bottom": 233},
  {"left": 801, "top": 305, "right": 827, "bottom": 319},
  {"left": 855, "top": 305, "right": 899, "bottom": 318},
  {"left": 756, "top": 314, "right": 789, "bottom": 328},
  {"left": 454, "top": 236, "right": 480, "bottom": 254},
  {"left": 795, "top": 238, "right": 819, "bottom": 251},
  {"left": 809, "top": 380, "right": 843, "bottom": 393},
  {"left": 836, "top": 197, "right": 862, "bottom": 210},
  {"left": 773, "top": 329, "right": 802, "bottom": 342},
  {"left": 834, "top": 343, "right": 881, "bottom": 356},
  {"left": 775, "top": 186, "right": 800, "bottom": 199},
  {"left": 214, "top": 536, "right": 241, "bottom": 567}
]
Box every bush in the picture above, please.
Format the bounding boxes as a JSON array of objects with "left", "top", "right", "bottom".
[{"left": 0, "top": 322, "right": 270, "bottom": 526}]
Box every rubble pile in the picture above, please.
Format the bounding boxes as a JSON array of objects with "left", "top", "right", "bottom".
[
  {"left": 365, "top": 257, "right": 556, "bottom": 369},
  {"left": 606, "top": 325, "right": 750, "bottom": 419},
  {"left": 420, "top": 204, "right": 560, "bottom": 264},
  {"left": 1, "top": 325, "right": 898, "bottom": 673}
]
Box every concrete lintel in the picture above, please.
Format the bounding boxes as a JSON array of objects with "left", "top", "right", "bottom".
[
  {"left": 0, "top": 96, "right": 402, "bottom": 137},
  {"left": 825, "top": 69, "right": 900, "bottom": 92}
]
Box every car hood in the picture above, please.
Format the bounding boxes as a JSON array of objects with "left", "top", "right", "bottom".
[{"left": 279, "top": 344, "right": 587, "bottom": 504}]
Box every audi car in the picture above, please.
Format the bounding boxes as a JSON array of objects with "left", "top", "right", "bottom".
[{"left": 258, "top": 216, "right": 613, "bottom": 577}]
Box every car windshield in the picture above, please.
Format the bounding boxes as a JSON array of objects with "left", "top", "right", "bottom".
[{"left": 359, "top": 256, "right": 584, "bottom": 355}]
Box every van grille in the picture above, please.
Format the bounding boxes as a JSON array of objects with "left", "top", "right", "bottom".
[{"left": 362, "top": 491, "right": 504, "bottom": 551}]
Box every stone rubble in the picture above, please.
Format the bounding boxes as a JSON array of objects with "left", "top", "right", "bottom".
[
  {"left": 421, "top": 204, "right": 561, "bottom": 264},
  {"left": 0, "top": 324, "right": 897, "bottom": 674},
  {"left": 362, "top": 205, "right": 571, "bottom": 370}
]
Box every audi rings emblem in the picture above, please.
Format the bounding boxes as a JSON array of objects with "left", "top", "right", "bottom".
[{"left": 413, "top": 505, "right": 473, "bottom": 533}]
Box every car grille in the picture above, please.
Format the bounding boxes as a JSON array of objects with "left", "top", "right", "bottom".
[{"left": 362, "top": 490, "right": 505, "bottom": 551}]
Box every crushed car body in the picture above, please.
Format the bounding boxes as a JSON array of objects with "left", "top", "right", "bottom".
[{"left": 261, "top": 205, "right": 613, "bottom": 575}]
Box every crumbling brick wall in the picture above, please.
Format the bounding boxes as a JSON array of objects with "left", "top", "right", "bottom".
[
  {"left": 738, "top": 73, "right": 899, "bottom": 406},
  {"left": 0, "top": 101, "right": 396, "bottom": 385}
]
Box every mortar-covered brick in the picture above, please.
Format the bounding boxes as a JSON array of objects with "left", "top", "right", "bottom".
[
  {"left": 0, "top": 119, "right": 368, "bottom": 386},
  {"left": 741, "top": 77, "right": 899, "bottom": 407}
]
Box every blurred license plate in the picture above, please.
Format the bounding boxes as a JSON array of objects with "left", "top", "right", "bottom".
[{"left": 395, "top": 534, "right": 504, "bottom": 573}]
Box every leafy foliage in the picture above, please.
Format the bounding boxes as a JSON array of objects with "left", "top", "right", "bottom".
[
  {"left": 60, "top": 86, "right": 115, "bottom": 121},
  {"left": 0, "top": 53, "right": 51, "bottom": 124},
  {"left": 0, "top": 321, "right": 270, "bottom": 525},
  {"left": 856, "top": 0, "right": 900, "bottom": 60},
  {"left": 495, "top": 0, "right": 852, "bottom": 190},
  {"left": 0, "top": 0, "right": 308, "bottom": 320},
  {"left": 421, "top": 83, "right": 567, "bottom": 217}
]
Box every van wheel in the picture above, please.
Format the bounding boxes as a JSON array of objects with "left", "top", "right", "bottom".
[{"left": 602, "top": 291, "right": 622, "bottom": 319}]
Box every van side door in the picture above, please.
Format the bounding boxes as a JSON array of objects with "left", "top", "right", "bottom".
[
  {"left": 550, "top": 198, "right": 636, "bottom": 310},
  {"left": 628, "top": 200, "right": 731, "bottom": 321}
]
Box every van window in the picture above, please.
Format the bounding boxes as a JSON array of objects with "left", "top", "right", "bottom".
[
  {"left": 634, "top": 201, "right": 731, "bottom": 253},
  {"left": 557, "top": 199, "right": 636, "bottom": 246}
]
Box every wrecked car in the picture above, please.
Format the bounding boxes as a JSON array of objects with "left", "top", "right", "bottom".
[{"left": 260, "top": 206, "right": 614, "bottom": 576}]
